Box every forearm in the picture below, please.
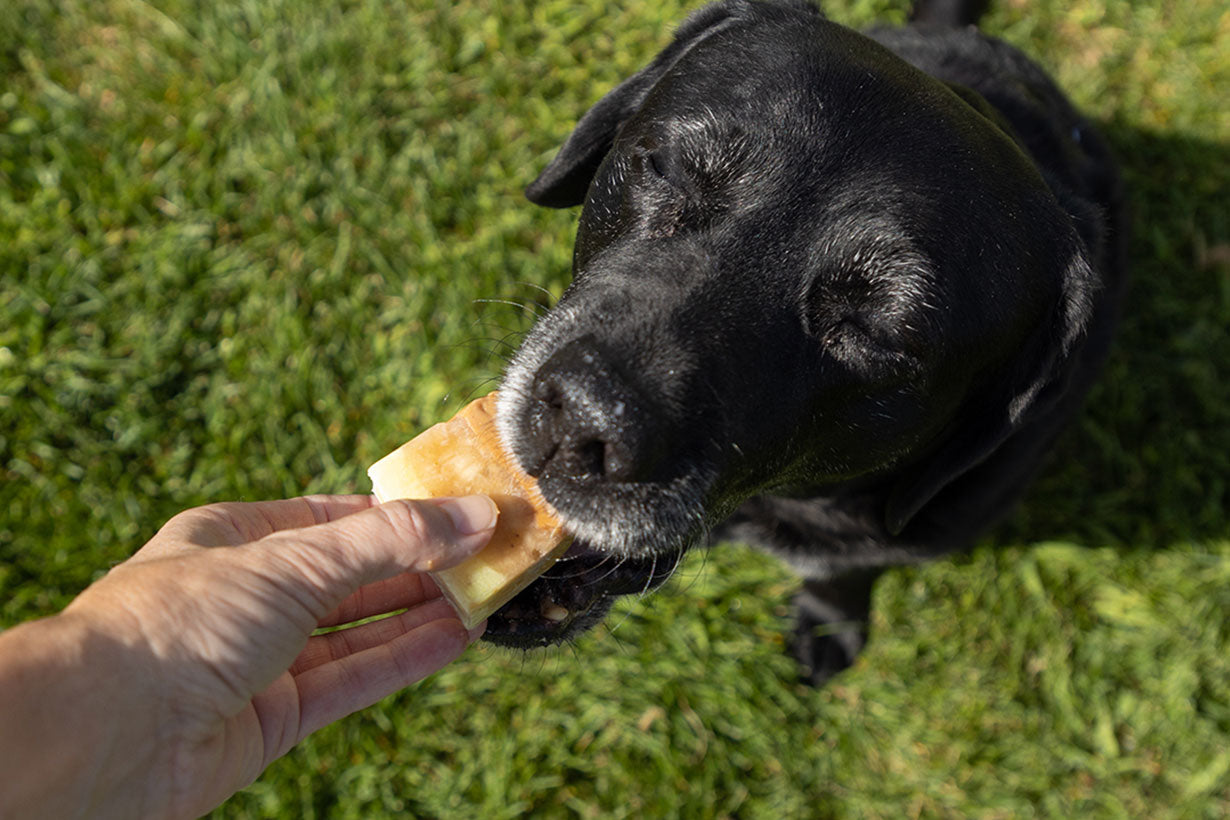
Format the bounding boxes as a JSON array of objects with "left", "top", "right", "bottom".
[{"left": 0, "top": 611, "right": 159, "bottom": 820}]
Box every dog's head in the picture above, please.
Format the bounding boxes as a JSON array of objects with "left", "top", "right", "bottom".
[{"left": 486, "top": 0, "right": 1098, "bottom": 645}]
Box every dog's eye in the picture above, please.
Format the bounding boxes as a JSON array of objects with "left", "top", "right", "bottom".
[
  {"left": 809, "top": 309, "right": 918, "bottom": 381},
  {"left": 823, "top": 316, "right": 877, "bottom": 350},
  {"left": 635, "top": 145, "right": 686, "bottom": 191},
  {"left": 647, "top": 150, "right": 671, "bottom": 181}
]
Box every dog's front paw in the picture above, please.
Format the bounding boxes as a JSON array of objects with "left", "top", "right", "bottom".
[
  {"left": 791, "top": 599, "right": 867, "bottom": 686},
  {"left": 788, "top": 571, "right": 880, "bottom": 686}
]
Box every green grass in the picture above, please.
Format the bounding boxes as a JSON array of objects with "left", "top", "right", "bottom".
[{"left": 1, "top": 0, "right": 1227, "bottom": 817}]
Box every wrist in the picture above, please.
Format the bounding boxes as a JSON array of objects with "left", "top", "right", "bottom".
[{"left": 0, "top": 610, "right": 161, "bottom": 819}]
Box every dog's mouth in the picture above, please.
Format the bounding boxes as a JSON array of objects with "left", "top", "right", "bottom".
[
  {"left": 482, "top": 538, "right": 684, "bottom": 647},
  {"left": 487, "top": 311, "right": 725, "bottom": 647}
]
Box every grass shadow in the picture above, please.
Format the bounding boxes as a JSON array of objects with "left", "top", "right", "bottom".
[{"left": 1001, "top": 123, "right": 1230, "bottom": 549}]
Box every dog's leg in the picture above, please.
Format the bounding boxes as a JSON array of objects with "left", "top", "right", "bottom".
[
  {"left": 716, "top": 497, "right": 891, "bottom": 684},
  {"left": 791, "top": 567, "right": 883, "bottom": 686}
]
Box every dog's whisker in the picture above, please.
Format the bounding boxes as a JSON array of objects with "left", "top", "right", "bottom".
[
  {"left": 604, "top": 603, "right": 635, "bottom": 638},
  {"left": 472, "top": 297, "right": 546, "bottom": 318},
  {"left": 637, "top": 553, "right": 660, "bottom": 600},
  {"left": 602, "top": 545, "right": 687, "bottom": 639},
  {"left": 466, "top": 314, "right": 532, "bottom": 336},
  {"left": 492, "top": 328, "right": 530, "bottom": 355},
  {"left": 602, "top": 571, "right": 648, "bottom": 638},
  {"left": 602, "top": 610, "right": 634, "bottom": 653},
  {"left": 667, "top": 543, "right": 687, "bottom": 580},
  {"left": 463, "top": 318, "right": 531, "bottom": 361},
  {"left": 594, "top": 556, "right": 634, "bottom": 587},
  {"left": 444, "top": 335, "right": 521, "bottom": 360},
  {"left": 565, "top": 635, "right": 592, "bottom": 663},
  {"left": 434, "top": 336, "right": 520, "bottom": 373},
  {"left": 543, "top": 554, "right": 615, "bottom": 580},
  {"left": 512, "top": 280, "right": 559, "bottom": 306},
  {"left": 441, "top": 376, "right": 503, "bottom": 409}
]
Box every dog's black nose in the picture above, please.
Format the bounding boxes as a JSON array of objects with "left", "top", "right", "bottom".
[{"left": 522, "top": 337, "right": 663, "bottom": 483}]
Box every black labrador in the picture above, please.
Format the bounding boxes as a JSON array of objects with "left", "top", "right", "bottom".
[{"left": 485, "top": 0, "right": 1126, "bottom": 683}]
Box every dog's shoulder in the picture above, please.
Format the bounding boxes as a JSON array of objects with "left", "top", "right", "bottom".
[{"left": 868, "top": 27, "right": 1120, "bottom": 213}]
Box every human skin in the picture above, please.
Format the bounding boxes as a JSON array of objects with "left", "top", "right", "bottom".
[{"left": 0, "top": 493, "right": 498, "bottom": 820}]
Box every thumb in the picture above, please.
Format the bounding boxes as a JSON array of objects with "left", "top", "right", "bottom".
[{"left": 242, "top": 495, "right": 498, "bottom": 621}]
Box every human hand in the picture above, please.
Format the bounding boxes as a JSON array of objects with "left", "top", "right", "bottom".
[{"left": 0, "top": 494, "right": 497, "bottom": 820}]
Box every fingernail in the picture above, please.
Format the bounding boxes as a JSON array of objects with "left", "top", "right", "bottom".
[
  {"left": 437, "top": 495, "right": 499, "bottom": 536},
  {"left": 466, "top": 620, "right": 487, "bottom": 642}
]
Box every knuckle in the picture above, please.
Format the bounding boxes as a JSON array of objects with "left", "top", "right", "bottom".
[
  {"left": 294, "top": 494, "right": 334, "bottom": 526},
  {"left": 155, "top": 503, "right": 249, "bottom": 548},
  {"left": 376, "top": 499, "right": 445, "bottom": 552},
  {"left": 162, "top": 503, "right": 217, "bottom": 531}
]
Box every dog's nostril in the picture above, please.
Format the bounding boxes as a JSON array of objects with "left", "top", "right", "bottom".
[
  {"left": 522, "top": 337, "right": 663, "bottom": 484},
  {"left": 561, "top": 438, "right": 607, "bottom": 478},
  {"left": 544, "top": 425, "right": 633, "bottom": 481},
  {"left": 532, "top": 378, "right": 565, "bottom": 411}
]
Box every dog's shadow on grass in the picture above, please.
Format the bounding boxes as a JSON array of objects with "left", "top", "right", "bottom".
[{"left": 1001, "top": 124, "right": 1230, "bottom": 549}]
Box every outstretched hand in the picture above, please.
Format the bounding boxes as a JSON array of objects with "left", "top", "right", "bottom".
[{"left": 0, "top": 493, "right": 497, "bottom": 820}]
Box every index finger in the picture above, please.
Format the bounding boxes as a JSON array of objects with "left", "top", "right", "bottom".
[
  {"left": 137, "top": 494, "right": 383, "bottom": 560},
  {"left": 315, "top": 571, "right": 443, "bottom": 628},
  {"left": 157, "top": 494, "right": 380, "bottom": 551},
  {"left": 236, "top": 496, "right": 498, "bottom": 622},
  {"left": 244, "top": 494, "right": 380, "bottom": 537}
]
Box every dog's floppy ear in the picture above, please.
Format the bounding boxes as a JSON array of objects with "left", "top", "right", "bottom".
[
  {"left": 525, "top": 1, "right": 752, "bottom": 208},
  {"left": 884, "top": 239, "right": 1102, "bottom": 536}
]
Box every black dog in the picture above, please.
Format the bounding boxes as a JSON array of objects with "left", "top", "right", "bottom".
[{"left": 485, "top": 0, "right": 1126, "bottom": 684}]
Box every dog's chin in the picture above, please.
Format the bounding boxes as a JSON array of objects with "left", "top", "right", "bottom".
[{"left": 481, "top": 538, "right": 686, "bottom": 648}]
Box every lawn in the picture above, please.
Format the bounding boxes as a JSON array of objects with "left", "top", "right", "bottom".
[{"left": 1, "top": 0, "right": 1227, "bottom": 817}]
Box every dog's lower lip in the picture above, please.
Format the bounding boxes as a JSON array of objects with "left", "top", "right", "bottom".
[{"left": 479, "top": 536, "right": 685, "bottom": 647}]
